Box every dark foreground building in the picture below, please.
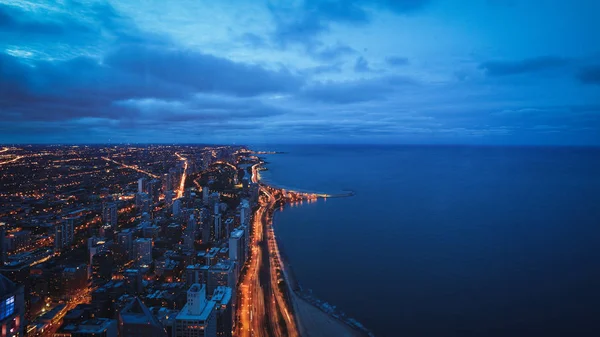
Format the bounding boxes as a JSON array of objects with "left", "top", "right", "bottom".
[{"left": 0, "top": 274, "right": 24, "bottom": 337}]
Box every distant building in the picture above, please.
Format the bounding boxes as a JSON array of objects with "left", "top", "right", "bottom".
[
  {"left": 173, "top": 284, "right": 216, "bottom": 337},
  {"left": 239, "top": 199, "right": 250, "bottom": 227},
  {"left": 118, "top": 297, "right": 166, "bottom": 337},
  {"left": 0, "top": 223, "right": 6, "bottom": 266},
  {"left": 55, "top": 318, "right": 117, "bottom": 337},
  {"left": 213, "top": 215, "right": 222, "bottom": 242},
  {"left": 124, "top": 269, "right": 143, "bottom": 295},
  {"left": 102, "top": 202, "right": 118, "bottom": 228},
  {"left": 55, "top": 218, "right": 75, "bottom": 251},
  {"left": 133, "top": 238, "right": 152, "bottom": 266},
  {"left": 117, "top": 230, "right": 133, "bottom": 260},
  {"left": 172, "top": 200, "right": 182, "bottom": 217},
  {"left": 138, "top": 178, "right": 146, "bottom": 194},
  {"left": 0, "top": 274, "right": 24, "bottom": 337},
  {"left": 228, "top": 229, "right": 246, "bottom": 277},
  {"left": 92, "top": 251, "right": 114, "bottom": 285}
]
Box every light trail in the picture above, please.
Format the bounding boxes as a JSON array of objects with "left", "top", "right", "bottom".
[
  {"left": 0, "top": 155, "right": 24, "bottom": 166},
  {"left": 101, "top": 156, "right": 160, "bottom": 179},
  {"left": 175, "top": 152, "right": 188, "bottom": 199}
]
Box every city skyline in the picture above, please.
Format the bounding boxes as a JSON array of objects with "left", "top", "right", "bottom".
[{"left": 1, "top": 0, "right": 599, "bottom": 145}]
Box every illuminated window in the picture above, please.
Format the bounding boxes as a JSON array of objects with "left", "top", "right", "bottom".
[{"left": 0, "top": 296, "right": 15, "bottom": 321}]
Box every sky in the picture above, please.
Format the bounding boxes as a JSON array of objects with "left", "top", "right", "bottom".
[{"left": 1, "top": 0, "right": 599, "bottom": 145}]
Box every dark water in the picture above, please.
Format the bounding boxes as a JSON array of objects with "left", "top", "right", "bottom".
[{"left": 256, "top": 145, "right": 600, "bottom": 337}]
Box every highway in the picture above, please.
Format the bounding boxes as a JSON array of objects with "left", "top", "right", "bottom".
[
  {"left": 101, "top": 156, "right": 160, "bottom": 178},
  {"left": 236, "top": 162, "right": 300, "bottom": 337},
  {"left": 175, "top": 152, "right": 188, "bottom": 199},
  {"left": 0, "top": 155, "right": 24, "bottom": 166}
]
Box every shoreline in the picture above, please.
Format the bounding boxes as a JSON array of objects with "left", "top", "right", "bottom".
[{"left": 257, "top": 158, "right": 374, "bottom": 337}]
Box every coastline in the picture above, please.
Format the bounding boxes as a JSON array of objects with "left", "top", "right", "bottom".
[{"left": 257, "top": 158, "right": 374, "bottom": 337}]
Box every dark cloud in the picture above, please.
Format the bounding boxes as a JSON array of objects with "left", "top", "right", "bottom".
[
  {"left": 354, "top": 56, "right": 373, "bottom": 72},
  {"left": 577, "top": 65, "right": 600, "bottom": 85},
  {"left": 301, "top": 75, "right": 416, "bottom": 103},
  {"left": 0, "top": 40, "right": 300, "bottom": 125},
  {"left": 309, "top": 43, "right": 356, "bottom": 61},
  {"left": 105, "top": 45, "right": 303, "bottom": 97},
  {"left": 386, "top": 56, "right": 409, "bottom": 67},
  {"left": 479, "top": 56, "right": 569, "bottom": 76},
  {"left": 269, "top": 0, "right": 431, "bottom": 46}
]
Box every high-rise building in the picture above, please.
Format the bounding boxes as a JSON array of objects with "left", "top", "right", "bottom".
[
  {"left": 185, "top": 264, "right": 210, "bottom": 288},
  {"left": 117, "top": 230, "right": 133, "bottom": 259},
  {"left": 173, "top": 284, "right": 216, "bottom": 337},
  {"left": 228, "top": 229, "right": 246, "bottom": 276},
  {"left": 138, "top": 177, "right": 146, "bottom": 194},
  {"left": 202, "top": 186, "right": 209, "bottom": 205},
  {"left": 133, "top": 238, "right": 153, "bottom": 266},
  {"left": 102, "top": 202, "right": 118, "bottom": 228},
  {"left": 0, "top": 223, "right": 6, "bottom": 267},
  {"left": 124, "top": 269, "right": 143, "bottom": 294},
  {"left": 92, "top": 251, "right": 114, "bottom": 285},
  {"left": 213, "top": 214, "right": 222, "bottom": 242},
  {"left": 118, "top": 297, "right": 166, "bottom": 337},
  {"left": 172, "top": 199, "right": 182, "bottom": 217},
  {"left": 207, "top": 261, "right": 236, "bottom": 296},
  {"left": 184, "top": 215, "right": 196, "bottom": 251},
  {"left": 208, "top": 193, "right": 220, "bottom": 214},
  {"left": 211, "top": 287, "right": 233, "bottom": 337},
  {"left": 200, "top": 208, "right": 211, "bottom": 244},
  {"left": 55, "top": 218, "right": 75, "bottom": 251},
  {"left": 239, "top": 199, "right": 250, "bottom": 227},
  {"left": 0, "top": 274, "right": 24, "bottom": 337}
]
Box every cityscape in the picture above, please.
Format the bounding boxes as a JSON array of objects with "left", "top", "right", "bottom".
[
  {"left": 0, "top": 145, "right": 368, "bottom": 337},
  {"left": 1, "top": 0, "right": 599, "bottom": 336}
]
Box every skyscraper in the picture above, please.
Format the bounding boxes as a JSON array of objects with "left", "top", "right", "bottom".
[
  {"left": 102, "top": 202, "right": 118, "bottom": 228},
  {"left": 117, "top": 229, "right": 133, "bottom": 259},
  {"left": 228, "top": 229, "right": 246, "bottom": 276},
  {"left": 133, "top": 238, "right": 153, "bottom": 266},
  {"left": 172, "top": 199, "right": 182, "bottom": 217},
  {"left": 211, "top": 287, "right": 233, "bottom": 337},
  {"left": 55, "top": 218, "right": 75, "bottom": 251},
  {"left": 0, "top": 223, "right": 6, "bottom": 267},
  {"left": 207, "top": 261, "right": 236, "bottom": 296},
  {"left": 173, "top": 284, "right": 217, "bottom": 337},
  {"left": 213, "top": 214, "right": 222, "bottom": 242},
  {"left": 239, "top": 199, "right": 250, "bottom": 227},
  {"left": 137, "top": 177, "right": 146, "bottom": 194}
]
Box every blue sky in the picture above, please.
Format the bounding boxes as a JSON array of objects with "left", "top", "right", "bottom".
[{"left": 1, "top": 0, "right": 599, "bottom": 145}]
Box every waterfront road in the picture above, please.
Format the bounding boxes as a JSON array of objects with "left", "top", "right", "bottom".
[{"left": 236, "top": 185, "right": 299, "bottom": 337}]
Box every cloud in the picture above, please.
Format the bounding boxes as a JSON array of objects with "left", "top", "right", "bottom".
[
  {"left": 309, "top": 43, "right": 356, "bottom": 61},
  {"left": 120, "top": 95, "right": 288, "bottom": 123},
  {"left": 301, "top": 75, "right": 416, "bottom": 103},
  {"left": 479, "top": 56, "right": 569, "bottom": 76},
  {"left": 386, "top": 56, "right": 409, "bottom": 67},
  {"left": 105, "top": 45, "right": 303, "bottom": 97},
  {"left": 577, "top": 65, "right": 600, "bottom": 85},
  {"left": 269, "top": 0, "right": 431, "bottom": 47},
  {"left": 238, "top": 33, "right": 268, "bottom": 48},
  {"left": 354, "top": 56, "right": 374, "bottom": 72},
  {"left": 0, "top": 3, "right": 92, "bottom": 36}
]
